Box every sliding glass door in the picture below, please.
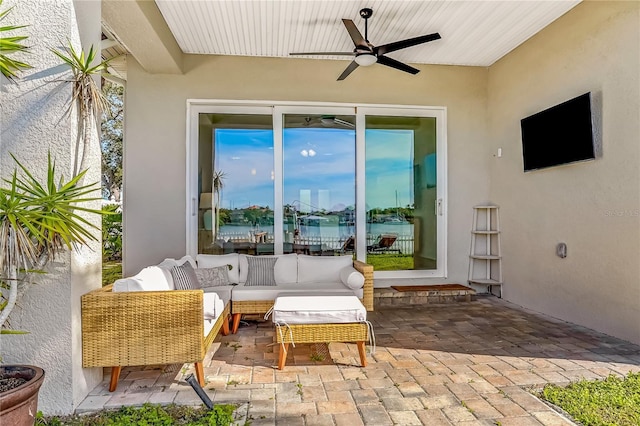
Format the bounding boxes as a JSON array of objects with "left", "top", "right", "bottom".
[
  {"left": 281, "top": 110, "right": 356, "bottom": 257},
  {"left": 363, "top": 115, "right": 438, "bottom": 273},
  {"left": 189, "top": 108, "right": 274, "bottom": 255},
  {"left": 187, "top": 102, "right": 446, "bottom": 277}
]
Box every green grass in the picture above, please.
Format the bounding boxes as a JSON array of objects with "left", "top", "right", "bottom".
[
  {"left": 540, "top": 372, "right": 640, "bottom": 426},
  {"left": 102, "top": 260, "right": 122, "bottom": 286},
  {"left": 36, "top": 403, "right": 236, "bottom": 426},
  {"left": 365, "top": 254, "right": 413, "bottom": 271}
]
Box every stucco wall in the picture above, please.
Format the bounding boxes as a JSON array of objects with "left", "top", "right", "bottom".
[
  {"left": 487, "top": 1, "right": 640, "bottom": 344},
  {"left": 0, "top": 0, "right": 102, "bottom": 414},
  {"left": 124, "top": 56, "right": 490, "bottom": 285}
]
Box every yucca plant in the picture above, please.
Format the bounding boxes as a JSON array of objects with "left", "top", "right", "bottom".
[
  {"left": 52, "top": 42, "right": 110, "bottom": 177},
  {"left": 0, "top": 0, "right": 32, "bottom": 80},
  {"left": 0, "top": 153, "right": 107, "bottom": 332}
]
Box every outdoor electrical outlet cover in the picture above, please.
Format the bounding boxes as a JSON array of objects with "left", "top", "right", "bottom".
[{"left": 556, "top": 242, "right": 567, "bottom": 258}]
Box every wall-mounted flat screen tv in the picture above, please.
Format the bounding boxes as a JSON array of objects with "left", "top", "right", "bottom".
[{"left": 521, "top": 92, "right": 595, "bottom": 172}]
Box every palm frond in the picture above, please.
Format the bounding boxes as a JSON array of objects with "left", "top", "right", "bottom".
[{"left": 0, "top": 0, "right": 31, "bottom": 80}]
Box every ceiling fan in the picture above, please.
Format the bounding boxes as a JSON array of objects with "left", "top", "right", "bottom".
[
  {"left": 302, "top": 115, "right": 355, "bottom": 128},
  {"left": 290, "top": 8, "right": 441, "bottom": 81}
]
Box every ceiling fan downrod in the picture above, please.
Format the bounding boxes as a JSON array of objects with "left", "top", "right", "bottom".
[{"left": 360, "top": 8, "right": 373, "bottom": 42}]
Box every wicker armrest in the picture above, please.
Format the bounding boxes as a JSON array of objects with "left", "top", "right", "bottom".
[
  {"left": 353, "top": 260, "right": 374, "bottom": 311},
  {"left": 81, "top": 285, "right": 205, "bottom": 368}
]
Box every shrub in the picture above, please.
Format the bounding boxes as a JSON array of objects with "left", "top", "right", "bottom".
[{"left": 102, "top": 203, "right": 122, "bottom": 261}]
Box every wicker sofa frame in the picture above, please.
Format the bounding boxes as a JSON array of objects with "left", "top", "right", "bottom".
[
  {"left": 81, "top": 285, "right": 230, "bottom": 391},
  {"left": 231, "top": 259, "right": 374, "bottom": 333}
]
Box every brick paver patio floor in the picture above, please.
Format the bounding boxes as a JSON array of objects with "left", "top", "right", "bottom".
[{"left": 79, "top": 296, "right": 640, "bottom": 425}]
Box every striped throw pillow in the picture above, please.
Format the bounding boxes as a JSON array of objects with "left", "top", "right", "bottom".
[
  {"left": 170, "top": 262, "right": 198, "bottom": 290},
  {"left": 245, "top": 257, "right": 277, "bottom": 286}
]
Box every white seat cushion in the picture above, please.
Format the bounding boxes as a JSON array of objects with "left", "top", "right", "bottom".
[
  {"left": 231, "top": 282, "right": 362, "bottom": 302},
  {"left": 272, "top": 293, "right": 366, "bottom": 324},
  {"left": 204, "top": 318, "right": 216, "bottom": 337},
  {"left": 203, "top": 285, "right": 233, "bottom": 307},
  {"left": 204, "top": 294, "right": 226, "bottom": 336},
  {"left": 203, "top": 292, "right": 224, "bottom": 321}
]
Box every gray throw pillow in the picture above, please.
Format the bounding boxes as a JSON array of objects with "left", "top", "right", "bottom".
[
  {"left": 170, "top": 262, "right": 199, "bottom": 290},
  {"left": 195, "top": 265, "right": 231, "bottom": 287},
  {"left": 245, "top": 257, "right": 277, "bottom": 286}
]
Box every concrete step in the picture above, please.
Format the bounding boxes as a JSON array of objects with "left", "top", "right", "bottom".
[{"left": 373, "top": 284, "right": 476, "bottom": 308}]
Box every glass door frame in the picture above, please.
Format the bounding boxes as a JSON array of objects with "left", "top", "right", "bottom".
[
  {"left": 186, "top": 100, "right": 447, "bottom": 278},
  {"left": 358, "top": 106, "right": 447, "bottom": 278}
]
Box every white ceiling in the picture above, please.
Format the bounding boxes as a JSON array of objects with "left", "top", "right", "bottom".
[{"left": 154, "top": 0, "right": 581, "bottom": 67}]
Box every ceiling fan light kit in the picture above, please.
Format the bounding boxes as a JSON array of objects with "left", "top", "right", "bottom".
[
  {"left": 290, "top": 7, "right": 441, "bottom": 81},
  {"left": 355, "top": 54, "right": 377, "bottom": 66}
]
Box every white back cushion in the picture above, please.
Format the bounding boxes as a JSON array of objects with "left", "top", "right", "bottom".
[
  {"left": 177, "top": 255, "right": 196, "bottom": 268},
  {"left": 156, "top": 255, "right": 196, "bottom": 288},
  {"left": 238, "top": 254, "right": 297, "bottom": 284},
  {"left": 196, "top": 253, "right": 240, "bottom": 283},
  {"left": 297, "top": 255, "right": 353, "bottom": 284},
  {"left": 112, "top": 266, "right": 173, "bottom": 292}
]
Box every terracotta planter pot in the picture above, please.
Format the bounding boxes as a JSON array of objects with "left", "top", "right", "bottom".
[{"left": 0, "top": 365, "right": 45, "bottom": 426}]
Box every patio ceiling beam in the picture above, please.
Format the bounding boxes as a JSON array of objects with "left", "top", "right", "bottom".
[{"left": 102, "top": 0, "right": 183, "bottom": 74}]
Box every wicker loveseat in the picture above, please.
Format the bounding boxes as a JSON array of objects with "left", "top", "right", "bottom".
[
  {"left": 81, "top": 257, "right": 230, "bottom": 391},
  {"left": 195, "top": 253, "right": 374, "bottom": 333}
]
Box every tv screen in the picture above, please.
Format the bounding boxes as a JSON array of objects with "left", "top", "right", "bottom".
[{"left": 521, "top": 92, "right": 595, "bottom": 172}]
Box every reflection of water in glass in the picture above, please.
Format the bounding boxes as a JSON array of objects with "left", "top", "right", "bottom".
[{"left": 219, "top": 223, "right": 413, "bottom": 241}]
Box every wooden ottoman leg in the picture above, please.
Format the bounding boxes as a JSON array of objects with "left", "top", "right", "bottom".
[
  {"left": 195, "top": 361, "right": 205, "bottom": 386},
  {"left": 231, "top": 313, "right": 242, "bottom": 334},
  {"left": 357, "top": 341, "right": 367, "bottom": 367},
  {"left": 109, "top": 366, "right": 122, "bottom": 392},
  {"left": 278, "top": 343, "right": 290, "bottom": 370}
]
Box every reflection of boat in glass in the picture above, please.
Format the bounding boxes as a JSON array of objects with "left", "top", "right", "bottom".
[
  {"left": 383, "top": 216, "right": 409, "bottom": 225},
  {"left": 384, "top": 216, "right": 408, "bottom": 224},
  {"left": 299, "top": 214, "right": 329, "bottom": 225}
]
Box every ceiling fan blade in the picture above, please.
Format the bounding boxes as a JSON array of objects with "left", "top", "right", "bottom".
[
  {"left": 375, "top": 32, "right": 441, "bottom": 56},
  {"left": 377, "top": 55, "right": 420, "bottom": 75},
  {"left": 290, "top": 52, "right": 355, "bottom": 56},
  {"left": 333, "top": 118, "right": 355, "bottom": 128},
  {"left": 342, "top": 19, "right": 367, "bottom": 47},
  {"left": 337, "top": 60, "right": 359, "bottom": 81}
]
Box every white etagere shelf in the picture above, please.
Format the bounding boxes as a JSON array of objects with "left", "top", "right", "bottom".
[{"left": 468, "top": 205, "right": 503, "bottom": 297}]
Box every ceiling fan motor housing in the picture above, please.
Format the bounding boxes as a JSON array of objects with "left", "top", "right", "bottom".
[{"left": 359, "top": 8, "right": 373, "bottom": 19}]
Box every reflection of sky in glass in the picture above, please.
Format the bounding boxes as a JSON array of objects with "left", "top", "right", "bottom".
[
  {"left": 283, "top": 128, "right": 355, "bottom": 211},
  {"left": 215, "top": 129, "right": 274, "bottom": 209},
  {"left": 215, "top": 128, "right": 413, "bottom": 210},
  {"left": 366, "top": 130, "right": 414, "bottom": 209}
]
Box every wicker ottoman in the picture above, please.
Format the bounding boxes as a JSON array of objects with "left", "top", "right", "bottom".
[{"left": 271, "top": 294, "right": 370, "bottom": 369}]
